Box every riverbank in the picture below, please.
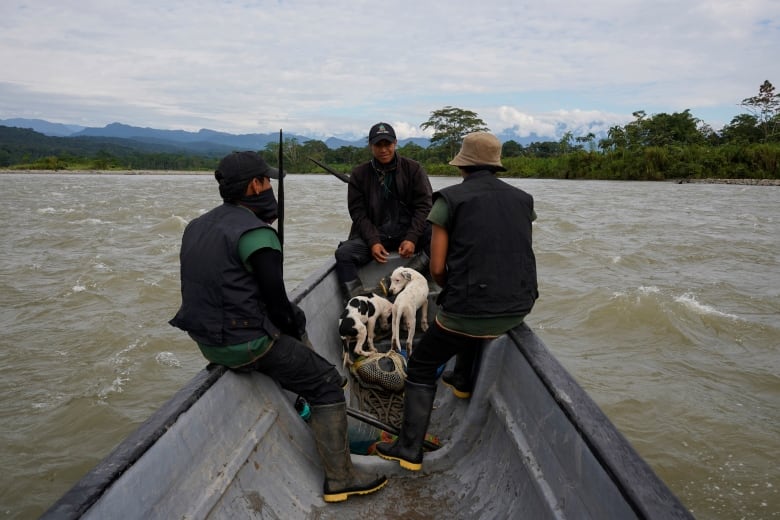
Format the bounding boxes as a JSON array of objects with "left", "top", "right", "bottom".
[
  {"left": 0, "top": 169, "right": 214, "bottom": 175},
  {"left": 676, "top": 178, "right": 780, "bottom": 186},
  {"left": 3, "top": 169, "right": 779, "bottom": 185}
]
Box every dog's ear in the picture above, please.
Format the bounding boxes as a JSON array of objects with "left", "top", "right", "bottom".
[{"left": 403, "top": 270, "right": 412, "bottom": 281}]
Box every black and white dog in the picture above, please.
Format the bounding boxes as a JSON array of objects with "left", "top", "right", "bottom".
[{"left": 338, "top": 293, "right": 393, "bottom": 358}]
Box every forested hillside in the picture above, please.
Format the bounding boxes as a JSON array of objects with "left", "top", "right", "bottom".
[
  {"left": 2, "top": 81, "right": 778, "bottom": 180},
  {"left": 0, "top": 126, "right": 229, "bottom": 170}
]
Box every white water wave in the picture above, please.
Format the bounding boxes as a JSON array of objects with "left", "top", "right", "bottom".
[
  {"left": 675, "top": 293, "right": 739, "bottom": 320},
  {"left": 155, "top": 351, "right": 182, "bottom": 368},
  {"left": 37, "top": 207, "right": 75, "bottom": 214}
]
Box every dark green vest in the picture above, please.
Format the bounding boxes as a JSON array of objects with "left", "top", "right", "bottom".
[
  {"left": 169, "top": 203, "right": 280, "bottom": 345},
  {"left": 435, "top": 171, "right": 538, "bottom": 316}
]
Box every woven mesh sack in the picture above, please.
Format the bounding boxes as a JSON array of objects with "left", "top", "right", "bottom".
[{"left": 350, "top": 351, "right": 407, "bottom": 393}]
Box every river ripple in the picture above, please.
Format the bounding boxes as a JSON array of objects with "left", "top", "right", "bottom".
[{"left": 0, "top": 172, "right": 777, "bottom": 518}]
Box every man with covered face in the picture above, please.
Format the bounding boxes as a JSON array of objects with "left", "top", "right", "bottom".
[{"left": 170, "top": 151, "right": 387, "bottom": 503}]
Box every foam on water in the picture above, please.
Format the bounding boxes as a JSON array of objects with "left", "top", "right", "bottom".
[
  {"left": 155, "top": 351, "right": 182, "bottom": 368},
  {"left": 674, "top": 293, "right": 740, "bottom": 320}
]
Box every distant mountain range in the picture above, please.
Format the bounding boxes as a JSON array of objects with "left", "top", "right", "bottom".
[
  {"left": 0, "top": 118, "right": 561, "bottom": 153},
  {"left": 0, "top": 118, "right": 433, "bottom": 152}
]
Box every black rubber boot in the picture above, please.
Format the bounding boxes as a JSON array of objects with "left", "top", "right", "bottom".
[
  {"left": 375, "top": 380, "right": 436, "bottom": 471},
  {"left": 309, "top": 402, "right": 388, "bottom": 502},
  {"left": 340, "top": 279, "right": 365, "bottom": 302},
  {"left": 441, "top": 348, "right": 478, "bottom": 398},
  {"left": 441, "top": 370, "right": 472, "bottom": 399}
]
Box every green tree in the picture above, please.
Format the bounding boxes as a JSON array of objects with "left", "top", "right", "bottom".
[
  {"left": 262, "top": 137, "right": 308, "bottom": 172},
  {"left": 420, "top": 106, "right": 489, "bottom": 159},
  {"left": 624, "top": 110, "right": 648, "bottom": 149},
  {"left": 326, "top": 145, "right": 368, "bottom": 168},
  {"left": 575, "top": 132, "right": 596, "bottom": 152},
  {"left": 300, "top": 139, "right": 329, "bottom": 160},
  {"left": 741, "top": 80, "right": 780, "bottom": 142},
  {"left": 397, "top": 141, "right": 427, "bottom": 162},
  {"left": 502, "top": 140, "right": 525, "bottom": 157},
  {"left": 559, "top": 131, "right": 574, "bottom": 154},
  {"left": 262, "top": 141, "right": 279, "bottom": 166},
  {"left": 643, "top": 110, "right": 705, "bottom": 146},
  {"left": 721, "top": 114, "right": 762, "bottom": 144},
  {"left": 599, "top": 125, "right": 627, "bottom": 153},
  {"left": 525, "top": 141, "right": 562, "bottom": 158}
]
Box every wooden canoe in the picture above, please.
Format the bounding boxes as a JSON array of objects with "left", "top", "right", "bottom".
[{"left": 43, "top": 256, "right": 692, "bottom": 519}]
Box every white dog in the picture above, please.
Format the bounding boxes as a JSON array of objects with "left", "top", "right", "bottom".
[
  {"left": 338, "top": 293, "right": 393, "bottom": 358},
  {"left": 389, "top": 267, "right": 429, "bottom": 354}
]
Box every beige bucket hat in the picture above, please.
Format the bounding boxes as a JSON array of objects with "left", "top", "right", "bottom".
[{"left": 448, "top": 132, "right": 506, "bottom": 171}]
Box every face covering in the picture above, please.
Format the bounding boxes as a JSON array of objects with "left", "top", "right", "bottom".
[{"left": 238, "top": 187, "right": 278, "bottom": 223}]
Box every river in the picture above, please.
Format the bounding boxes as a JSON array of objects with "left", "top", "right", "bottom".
[{"left": 0, "top": 172, "right": 777, "bottom": 519}]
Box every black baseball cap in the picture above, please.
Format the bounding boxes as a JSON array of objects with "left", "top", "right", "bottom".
[
  {"left": 368, "top": 122, "right": 397, "bottom": 145},
  {"left": 215, "top": 151, "right": 281, "bottom": 200}
]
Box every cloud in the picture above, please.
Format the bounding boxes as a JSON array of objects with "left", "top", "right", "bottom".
[
  {"left": 0, "top": 0, "right": 777, "bottom": 139},
  {"left": 492, "top": 106, "right": 632, "bottom": 139}
]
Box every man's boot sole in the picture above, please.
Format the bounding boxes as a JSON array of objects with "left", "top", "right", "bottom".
[
  {"left": 442, "top": 380, "right": 471, "bottom": 399},
  {"left": 323, "top": 477, "right": 388, "bottom": 502},
  {"left": 376, "top": 451, "right": 422, "bottom": 471}
]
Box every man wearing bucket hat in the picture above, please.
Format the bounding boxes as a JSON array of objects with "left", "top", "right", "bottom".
[
  {"left": 376, "top": 132, "right": 539, "bottom": 471},
  {"left": 335, "top": 122, "right": 433, "bottom": 300},
  {"left": 170, "top": 151, "right": 387, "bottom": 503}
]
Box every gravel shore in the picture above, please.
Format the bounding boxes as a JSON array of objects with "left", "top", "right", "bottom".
[
  {"left": 676, "top": 178, "right": 780, "bottom": 186},
  {"left": 3, "top": 170, "right": 779, "bottom": 185}
]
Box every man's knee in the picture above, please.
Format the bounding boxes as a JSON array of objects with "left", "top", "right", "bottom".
[
  {"left": 335, "top": 239, "right": 362, "bottom": 262},
  {"left": 308, "top": 367, "right": 346, "bottom": 405},
  {"left": 334, "top": 245, "right": 352, "bottom": 263}
]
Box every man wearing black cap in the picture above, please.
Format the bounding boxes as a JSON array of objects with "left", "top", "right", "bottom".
[
  {"left": 335, "top": 122, "right": 433, "bottom": 299},
  {"left": 170, "top": 151, "right": 387, "bottom": 503}
]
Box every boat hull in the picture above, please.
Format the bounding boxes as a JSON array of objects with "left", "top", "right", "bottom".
[{"left": 43, "top": 257, "right": 692, "bottom": 519}]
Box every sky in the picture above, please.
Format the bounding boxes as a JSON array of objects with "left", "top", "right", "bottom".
[{"left": 1, "top": 0, "right": 778, "bottom": 142}]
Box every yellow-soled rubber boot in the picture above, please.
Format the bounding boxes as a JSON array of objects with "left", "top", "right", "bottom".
[
  {"left": 309, "top": 402, "right": 388, "bottom": 502},
  {"left": 375, "top": 380, "right": 436, "bottom": 471}
]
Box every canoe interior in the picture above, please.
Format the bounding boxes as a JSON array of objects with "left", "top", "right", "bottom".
[{"left": 43, "top": 256, "right": 692, "bottom": 519}]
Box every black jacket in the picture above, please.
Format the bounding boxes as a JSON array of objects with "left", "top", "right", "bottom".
[{"left": 347, "top": 154, "right": 432, "bottom": 246}]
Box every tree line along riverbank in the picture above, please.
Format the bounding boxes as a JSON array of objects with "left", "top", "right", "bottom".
[
  {"left": 2, "top": 90, "right": 779, "bottom": 181},
  {"left": 3, "top": 170, "right": 779, "bottom": 186},
  {"left": 2, "top": 140, "right": 778, "bottom": 182}
]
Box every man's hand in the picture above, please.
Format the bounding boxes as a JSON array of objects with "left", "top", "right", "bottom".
[
  {"left": 292, "top": 303, "right": 307, "bottom": 338},
  {"left": 280, "top": 302, "right": 308, "bottom": 341},
  {"left": 291, "top": 303, "right": 313, "bottom": 346},
  {"left": 398, "top": 240, "right": 416, "bottom": 258},
  {"left": 371, "top": 243, "right": 390, "bottom": 263}
]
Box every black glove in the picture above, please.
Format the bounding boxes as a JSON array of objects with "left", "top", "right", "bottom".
[
  {"left": 277, "top": 302, "right": 307, "bottom": 341},
  {"left": 291, "top": 303, "right": 307, "bottom": 341}
]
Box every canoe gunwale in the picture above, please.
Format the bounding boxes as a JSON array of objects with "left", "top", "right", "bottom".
[
  {"left": 41, "top": 261, "right": 335, "bottom": 519},
  {"left": 40, "top": 364, "right": 227, "bottom": 519},
  {"left": 508, "top": 326, "right": 693, "bottom": 519}
]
